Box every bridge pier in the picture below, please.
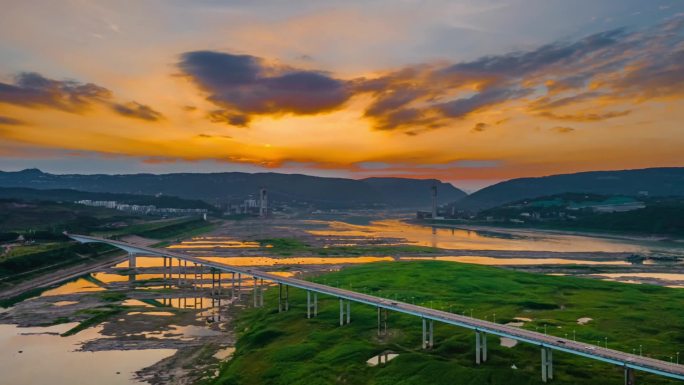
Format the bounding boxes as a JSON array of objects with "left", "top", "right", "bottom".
[
  {"left": 541, "top": 347, "right": 553, "bottom": 382},
  {"left": 422, "top": 319, "right": 434, "bottom": 349},
  {"left": 252, "top": 278, "right": 264, "bottom": 307},
  {"left": 306, "top": 291, "right": 318, "bottom": 318},
  {"left": 162, "top": 256, "right": 167, "bottom": 286},
  {"left": 307, "top": 291, "right": 311, "bottom": 318},
  {"left": 625, "top": 367, "right": 635, "bottom": 385},
  {"left": 279, "top": 283, "right": 283, "bottom": 312},
  {"left": 475, "top": 331, "right": 487, "bottom": 364},
  {"left": 278, "top": 283, "right": 289, "bottom": 312},
  {"left": 177, "top": 258, "right": 182, "bottom": 286},
  {"left": 166, "top": 258, "right": 171, "bottom": 287},
  {"left": 377, "top": 307, "right": 388, "bottom": 337},
  {"left": 347, "top": 300, "right": 350, "bottom": 324},
  {"left": 237, "top": 273, "right": 242, "bottom": 300},
  {"left": 193, "top": 263, "right": 198, "bottom": 290},
  {"left": 231, "top": 272, "right": 236, "bottom": 299},
  {"left": 339, "top": 299, "right": 350, "bottom": 326},
  {"left": 128, "top": 252, "right": 136, "bottom": 268},
  {"left": 253, "top": 277, "right": 258, "bottom": 307}
]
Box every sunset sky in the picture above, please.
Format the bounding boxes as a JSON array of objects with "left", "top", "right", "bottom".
[{"left": 1, "top": 0, "right": 683, "bottom": 191}]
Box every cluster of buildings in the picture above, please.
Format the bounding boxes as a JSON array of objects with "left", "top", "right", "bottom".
[
  {"left": 223, "top": 188, "right": 269, "bottom": 217},
  {"left": 75, "top": 200, "right": 208, "bottom": 217}
]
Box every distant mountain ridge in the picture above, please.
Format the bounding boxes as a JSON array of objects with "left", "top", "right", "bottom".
[
  {"left": 452, "top": 167, "right": 684, "bottom": 211},
  {"left": 0, "top": 187, "right": 216, "bottom": 211},
  {"left": 0, "top": 169, "right": 466, "bottom": 208}
]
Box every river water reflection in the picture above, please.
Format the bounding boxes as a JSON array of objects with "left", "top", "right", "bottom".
[
  {"left": 0, "top": 323, "right": 174, "bottom": 385},
  {"left": 307, "top": 219, "right": 684, "bottom": 255}
]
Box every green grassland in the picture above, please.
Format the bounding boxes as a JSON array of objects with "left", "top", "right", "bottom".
[
  {"left": 210, "top": 261, "right": 684, "bottom": 385},
  {"left": 258, "top": 238, "right": 441, "bottom": 256}
]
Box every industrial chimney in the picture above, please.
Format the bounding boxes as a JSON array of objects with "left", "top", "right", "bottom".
[
  {"left": 259, "top": 188, "right": 268, "bottom": 218},
  {"left": 431, "top": 184, "right": 437, "bottom": 219}
]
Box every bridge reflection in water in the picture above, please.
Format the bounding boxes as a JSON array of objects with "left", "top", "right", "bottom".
[{"left": 68, "top": 234, "right": 684, "bottom": 384}]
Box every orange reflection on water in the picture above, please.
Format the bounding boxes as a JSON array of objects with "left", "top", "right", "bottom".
[
  {"left": 160, "top": 297, "right": 215, "bottom": 309},
  {"left": 115, "top": 256, "right": 163, "bottom": 268},
  {"left": 198, "top": 256, "right": 394, "bottom": 266},
  {"left": 91, "top": 272, "right": 129, "bottom": 283},
  {"left": 595, "top": 273, "right": 684, "bottom": 281},
  {"left": 400, "top": 256, "right": 631, "bottom": 266},
  {"left": 307, "top": 219, "right": 647, "bottom": 253},
  {"left": 40, "top": 278, "right": 104, "bottom": 296},
  {"left": 168, "top": 242, "right": 263, "bottom": 249}
]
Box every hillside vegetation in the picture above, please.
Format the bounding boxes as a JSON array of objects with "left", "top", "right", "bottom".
[
  {"left": 469, "top": 194, "right": 684, "bottom": 236},
  {"left": 451, "top": 168, "right": 684, "bottom": 211},
  {"left": 0, "top": 169, "right": 465, "bottom": 208}
]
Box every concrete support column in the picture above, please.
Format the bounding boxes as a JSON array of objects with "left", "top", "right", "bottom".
[
  {"left": 285, "top": 285, "right": 289, "bottom": 311},
  {"left": 177, "top": 259, "right": 182, "bottom": 287},
  {"left": 259, "top": 278, "right": 264, "bottom": 307},
  {"left": 253, "top": 277, "right": 258, "bottom": 307},
  {"left": 192, "top": 263, "right": 197, "bottom": 290},
  {"left": 314, "top": 293, "right": 318, "bottom": 317},
  {"left": 231, "top": 272, "right": 236, "bottom": 299},
  {"left": 475, "top": 331, "right": 481, "bottom": 364},
  {"left": 429, "top": 320, "right": 434, "bottom": 349},
  {"left": 183, "top": 260, "right": 188, "bottom": 285},
  {"left": 307, "top": 291, "right": 311, "bottom": 319},
  {"left": 346, "top": 300, "right": 350, "bottom": 324},
  {"left": 377, "top": 307, "right": 382, "bottom": 336},
  {"left": 339, "top": 298, "right": 344, "bottom": 326},
  {"left": 541, "top": 347, "right": 553, "bottom": 382},
  {"left": 541, "top": 347, "right": 547, "bottom": 383},
  {"left": 128, "top": 252, "right": 136, "bottom": 282},
  {"left": 422, "top": 318, "right": 427, "bottom": 349},
  {"left": 624, "top": 367, "right": 635, "bottom": 385},
  {"left": 162, "top": 256, "right": 167, "bottom": 284},
  {"left": 237, "top": 273, "right": 242, "bottom": 300},
  {"left": 383, "top": 308, "right": 388, "bottom": 336},
  {"left": 548, "top": 348, "right": 553, "bottom": 380},
  {"left": 278, "top": 283, "right": 283, "bottom": 312},
  {"left": 218, "top": 272, "right": 222, "bottom": 296},
  {"left": 482, "top": 332, "right": 487, "bottom": 362}
]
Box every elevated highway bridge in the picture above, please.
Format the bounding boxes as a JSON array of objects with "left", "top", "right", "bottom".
[{"left": 68, "top": 233, "right": 684, "bottom": 384}]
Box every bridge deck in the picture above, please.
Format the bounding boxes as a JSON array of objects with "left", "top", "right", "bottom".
[{"left": 68, "top": 234, "right": 684, "bottom": 381}]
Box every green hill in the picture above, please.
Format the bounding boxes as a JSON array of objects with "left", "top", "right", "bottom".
[{"left": 451, "top": 168, "right": 684, "bottom": 211}]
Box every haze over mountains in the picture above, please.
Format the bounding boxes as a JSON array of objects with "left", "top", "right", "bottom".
[{"left": 0, "top": 169, "right": 465, "bottom": 209}]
